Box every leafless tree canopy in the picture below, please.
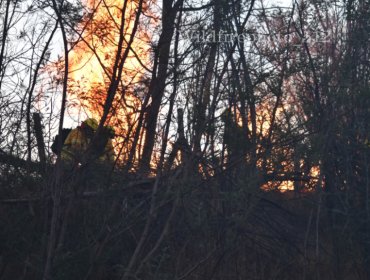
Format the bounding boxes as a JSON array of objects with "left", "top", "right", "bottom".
[{"left": 1, "top": 0, "right": 370, "bottom": 279}]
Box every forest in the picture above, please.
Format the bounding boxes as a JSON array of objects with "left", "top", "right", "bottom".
[{"left": 0, "top": 0, "right": 370, "bottom": 279}]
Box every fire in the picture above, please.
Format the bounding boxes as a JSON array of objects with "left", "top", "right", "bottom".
[
  {"left": 67, "top": 0, "right": 156, "bottom": 163},
  {"left": 252, "top": 100, "right": 321, "bottom": 192},
  {"left": 223, "top": 103, "right": 320, "bottom": 192}
]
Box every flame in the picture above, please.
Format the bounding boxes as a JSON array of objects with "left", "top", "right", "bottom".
[
  {"left": 66, "top": 0, "right": 156, "bottom": 163},
  {"left": 252, "top": 100, "right": 321, "bottom": 192},
  {"left": 221, "top": 96, "right": 320, "bottom": 193}
]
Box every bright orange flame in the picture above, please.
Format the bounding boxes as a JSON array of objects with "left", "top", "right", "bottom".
[
  {"left": 252, "top": 101, "right": 321, "bottom": 192},
  {"left": 225, "top": 101, "right": 320, "bottom": 192},
  {"left": 67, "top": 0, "right": 156, "bottom": 164}
]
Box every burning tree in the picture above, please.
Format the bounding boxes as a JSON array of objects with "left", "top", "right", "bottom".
[
  {"left": 66, "top": 0, "right": 155, "bottom": 164},
  {"left": 1, "top": 0, "right": 370, "bottom": 279}
]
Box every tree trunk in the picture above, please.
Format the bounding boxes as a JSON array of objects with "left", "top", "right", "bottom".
[{"left": 139, "top": 0, "right": 182, "bottom": 173}]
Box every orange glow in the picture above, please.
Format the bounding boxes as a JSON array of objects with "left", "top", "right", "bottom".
[
  {"left": 66, "top": 0, "right": 156, "bottom": 164},
  {"left": 253, "top": 100, "right": 321, "bottom": 192},
  {"left": 224, "top": 103, "right": 319, "bottom": 192}
]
